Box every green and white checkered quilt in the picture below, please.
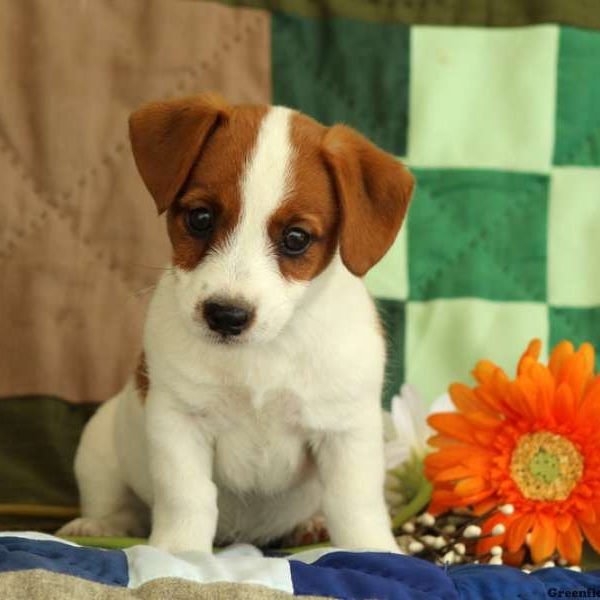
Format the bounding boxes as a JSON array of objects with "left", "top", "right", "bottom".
[{"left": 274, "top": 19, "right": 600, "bottom": 408}]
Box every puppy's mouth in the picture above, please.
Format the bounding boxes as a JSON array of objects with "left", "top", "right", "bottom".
[{"left": 203, "top": 328, "right": 250, "bottom": 346}]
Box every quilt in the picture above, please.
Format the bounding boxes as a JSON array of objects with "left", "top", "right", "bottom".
[
  {"left": 1, "top": 1, "right": 599, "bottom": 410},
  {"left": 1, "top": 0, "right": 600, "bottom": 591},
  {"left": 2, "top": 533, "right": 600, "bottom": 600}
]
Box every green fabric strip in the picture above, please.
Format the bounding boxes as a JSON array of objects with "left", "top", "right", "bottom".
[
  {"left": 214, "top": 0, "right": 600, "bottom": 29},
  {"left": 0, "top": 396, "right": 96, "bottom": 519},
  {"left": 272, "top": 12, "right": 410, "bottom": 155}
]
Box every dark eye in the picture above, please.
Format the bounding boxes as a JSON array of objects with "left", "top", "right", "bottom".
[
  {"left": 186, "top": 207, "right": 214, "bottom": 238},
  {"left": 281, "top": 227, "right": 311, "bottom": 256}
]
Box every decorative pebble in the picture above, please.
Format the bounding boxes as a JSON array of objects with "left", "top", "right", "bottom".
[
  {"left": 402, "top": 522, "right": 416, "bottom": 534},
  {"left": 522, "top": 568, "right": 531, "bottom": 574},
  {"left": 442, "top": 551, "right": 456, "bottom": 564},
  {"left": 464, "top": 525, "right": 482, "bottom": 538},
  {"left": 558, "top": 558, "right": 568, "bottom": 566},
  {"left": 434, "top": 537, "right": 447, "bottom": 550},
  {"left": 408, "top": 541, "right": 424, "bottom": 553},
  {"left": 490, "top": 546, "right": 503, "bottom": 557},
  {"left": 492, "top": 524, "right": 506, "bottom": 536},
  {"left": 568, "top": 566, "right": 582, "bottom": 572},
  {"left": 454, "top": 543, "right": 466, "bottom": 555},
  {"left": 421, "top": 535, "right": 437, "bottom": 546},
  {"left": 418, "top": 512, "right": 436, "bottom": 527},
  {"left": 489, "top": 556, "right": 503, "bottom": 565},
  {"left": 499, "top": 504, "right": 514, "bottom": 515},
  {"left": 542, "top": 561, "right": 556, "bottom": 569},
  {"left": 442, "top": 524, "right": 456, "bottom": 534}
]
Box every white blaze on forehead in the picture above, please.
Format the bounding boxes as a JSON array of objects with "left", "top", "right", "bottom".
[
  {"left": 189, "top": 106, "right": 300, "bottom": 306},
  {"left": 235, "top": 107, "right": 295, "bottom": 253},
  {"left": 172, "top": 106, "right": 309, "bottom": 342}
]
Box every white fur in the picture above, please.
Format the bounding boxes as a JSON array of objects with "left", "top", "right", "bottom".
[{"left": 59, "top": 107, "right": 398, "bottom": 553}]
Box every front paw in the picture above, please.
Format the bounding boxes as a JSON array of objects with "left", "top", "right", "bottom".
[{"left": 149, "top": 528, "right": 212, "bottom": 554}]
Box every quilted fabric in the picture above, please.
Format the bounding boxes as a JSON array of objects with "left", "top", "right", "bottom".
[
  {"left": 1, "top": 1, "right": 600, "bottom": 415},
  {"left": 3, "top": 535, "right": 600, "bottom": 599},
  {"left": 0, "top": 0, "right": 270, "bottom": 403},
  {"left": 273, "top": 15, "right": 600, "bottom": 408}
]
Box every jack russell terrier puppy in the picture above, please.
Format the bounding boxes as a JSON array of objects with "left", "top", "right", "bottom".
[{"left": 58, "top": 93, "right": 414, "bottom": 553}]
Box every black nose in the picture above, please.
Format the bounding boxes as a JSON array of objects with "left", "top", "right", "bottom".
[{"left": 203, "top": 302, "right": 252, "bottom": 336}]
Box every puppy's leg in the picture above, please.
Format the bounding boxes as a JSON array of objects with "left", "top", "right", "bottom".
[
  {"left": 315, "top": 418, "right": 399, "bottom": 552},
  {"left": 145, "top": 389, "right": 217, "bottom": 553},
  {"left": 57, "top": 398, "right": 146, "bottom": 538}
]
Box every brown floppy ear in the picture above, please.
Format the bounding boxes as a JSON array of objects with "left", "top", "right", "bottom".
[
  {"left": 322, "top": 125, "right": 414, "bottom": 277},
  {"left": 129, "top": 93, "right": 230, "bottom": 214}
]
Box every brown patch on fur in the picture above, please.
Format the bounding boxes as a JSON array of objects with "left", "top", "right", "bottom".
[
  {"left": 129, "top": 93, "right": 230, "bottom": 214},
  {"left": 135, "top": 352, "right": 150, "bottom": 404},
  {"left": 268, "top": 113, "right": 340, "bottom": 281},
  {"left": 322, "top": 125, "right": 415, "bottom": 277},
  {"left": 167, "top": 105, "right": 268, "bottom": 271}
]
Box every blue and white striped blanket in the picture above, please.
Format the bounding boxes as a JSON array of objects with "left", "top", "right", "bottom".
[{"left": 1, "top": 533, "right": 600, "bottom": 599}]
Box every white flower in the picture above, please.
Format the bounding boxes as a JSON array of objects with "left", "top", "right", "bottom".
[{"left": 384, "top": 384, "right": 454, "bottom": 470}]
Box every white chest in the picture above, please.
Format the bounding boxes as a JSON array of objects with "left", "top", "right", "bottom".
[{"left": 186, "top": 386, "right": 313, "bottom": 495}]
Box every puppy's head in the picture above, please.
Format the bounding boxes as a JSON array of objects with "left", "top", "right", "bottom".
[{"left": 129, "top": 93, "right": 414, "bottom": 344}]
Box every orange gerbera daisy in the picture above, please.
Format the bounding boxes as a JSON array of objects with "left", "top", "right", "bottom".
[{"left": 424, "top": 339, "right": 600, "bottom": 565}]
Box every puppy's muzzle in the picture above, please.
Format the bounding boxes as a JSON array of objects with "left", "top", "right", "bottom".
[{"left": 202, "top": 301, "right": 255, "bottom": 336}]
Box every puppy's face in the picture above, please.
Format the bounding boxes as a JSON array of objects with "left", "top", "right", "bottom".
[{"left": 129, "top": 94, "right": 414, "bottom": 345}]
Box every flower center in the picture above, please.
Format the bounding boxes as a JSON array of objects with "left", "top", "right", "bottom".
[{"left": 510, "top": 432, "right": 583, "bottom": 501}]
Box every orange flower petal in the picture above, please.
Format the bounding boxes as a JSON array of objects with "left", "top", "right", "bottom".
[
  {"left": 472, "top": 360, "right": 498, "bottom": 385},
  {"left": 427, "top": 413, "right": 476, "bottom": 444},
  {"left": 465, "top": 411, "right": 503, "bottom": 429},
  {"left": 473, "top": 430, "right": 497, "bottom": 446},
  {"left": 530, "top": 515, "right": 558, "bottom": 564},
  {"left": 557, "top": 521, "right": 582, "bottom": 565},
  {"left": 453, "top": 489, "right": 494, "bottom": 507},
  {"left": 427, "top": 434, "right": 460, "bottom": 449},
  {"left": 577, "top": 504, "right": 597, "bottom": 525},
  {"left": 553, "top": 383, "right": 576, "bottom": 423},
  {"left": 517, "top": 339, "right": 542, "bottom": 375},
  {"left": 525, "top": 363, "right": 554, "bottom": 420},
  {"left": 449, "top": 383, "right": 496, "bottom": 415},
  {"left": 580, "top": 343, "right": 595, "bottom": 380},
  {"left": 556, "top": 513, "right": 573, "bottom": 534},
  {"left": 430, "top": 489, "right": 458, "bottom": 511},
  {"left": 425, "top": 446, "right": 479, "bottom": 469},
  {"left": 549, "top": 340, "right": 574, "bottom": 378},
  {"left": 506, "top": 513, "right": 535, "bottom": 553},
  {"left": 433, "top": 465, "right": 474, "bottom": 482},
  {"left": 559, "top": 351, "right": 591, "bottom": 404},
  {"left": 461, "top": 453, "right": 494, "bottom": 473},
  {"left": 474, "top": 388, "right": 507, "bottom": 415},
  {"left": 473, "top": 500, "right": 497, "bottom": 516},
  {"left": 577, "top": 376, "right": 600, "bottom": 424},
  {"left": 505, "top": 382, "right": 535, "bottom": 419},
  {"left": 454, "top": 476, "right": 486, "bottom": 497}
]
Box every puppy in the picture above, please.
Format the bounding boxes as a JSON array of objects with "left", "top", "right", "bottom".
[{"left": 58, "top": 93, "right": 414, "bottom": 553}]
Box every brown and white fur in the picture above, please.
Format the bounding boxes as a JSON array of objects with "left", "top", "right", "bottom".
[{"left": 58, "top": 94, "right": 414, "bottom": 554}]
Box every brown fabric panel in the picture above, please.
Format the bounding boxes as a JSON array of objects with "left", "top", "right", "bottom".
[
  {"left": 0, "top": 1, "right": 271, "bottom": 403},
  {"left": 211, "top": 0, "right": 600, "bottom": 29},
  {"left": 0, "top": 570, "right": 329, "bottom": 600}
]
